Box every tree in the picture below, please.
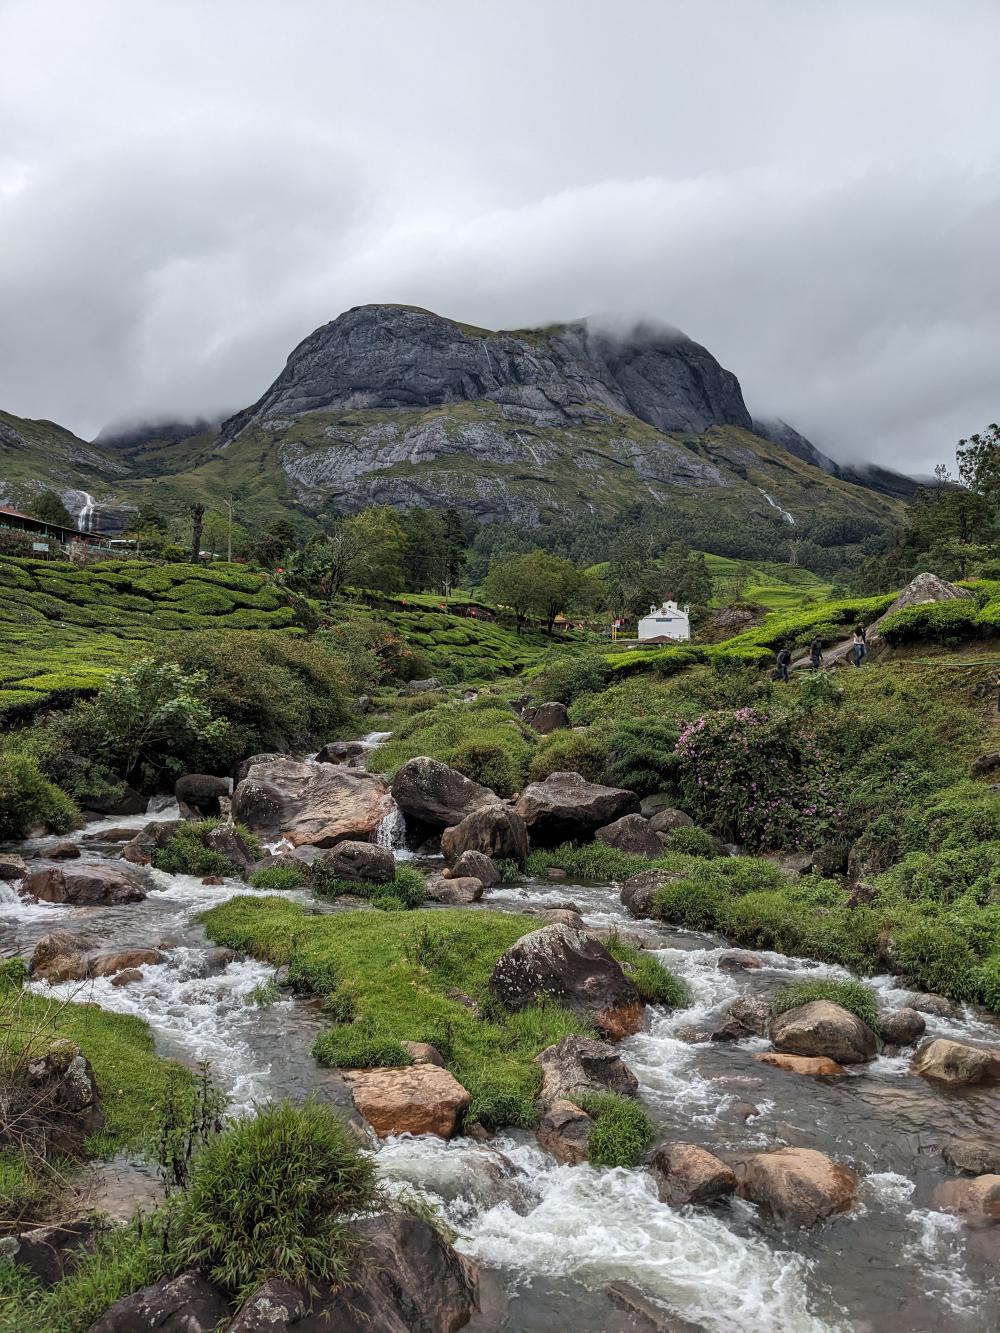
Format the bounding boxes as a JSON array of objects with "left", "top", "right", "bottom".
[
  {"left": 286, "top": 507, "right": 407, "bottom": 604},
  {"left": 247, "top": 518, "right": 297, "bottom": 568},
  {"left": 28, "top": 490, "right": 74, "bottom": 527},
  {"left": 957, "top": 423, "right": 1000, "bottom": 512},
  {"left": 483, "top": 550, "right": 597, "bottom": 634},
  {"left": 190, "top": 503, "right": 205, "bottom": 564}
]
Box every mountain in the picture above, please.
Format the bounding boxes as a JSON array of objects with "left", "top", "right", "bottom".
[
  {"left": 0, "top": 409, "right": 134, "bottom": 531},
  {"left": 752, "top": 416, "right": 921, "bottom": 501}
]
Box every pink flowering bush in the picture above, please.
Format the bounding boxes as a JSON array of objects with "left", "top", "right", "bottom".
[{"left": 673, "top": 707, "right": 839, "bottom": 850}]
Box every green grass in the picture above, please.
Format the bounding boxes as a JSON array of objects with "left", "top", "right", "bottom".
[
  {"left": 309, "top": 863, "right": 427, "bottom": 910},
  {"left": 573, "top": 1092, "right": 653, "bottom": 1168},
  {"left": 702, "top": 553, "right": 833, "bottom": 610},
  {"left": 603, "top": 935, "right": 689, "bottom": 1007},
  {"left": 771, "top": 979, "right": 881, "bottom": 1035},
  {"left": 371, "top": 694, "right": 536, "bottom": 792},
  {"left": 198, "top": 899, "right": 594, "bottom": 1128}
]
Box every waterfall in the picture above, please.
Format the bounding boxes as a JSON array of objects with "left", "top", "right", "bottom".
[
  {"left": 375, "top": 803, "right": 407, "bottom": 852},
  {"left": 758, "top": 488, "right": 795, "bottom": 525}
]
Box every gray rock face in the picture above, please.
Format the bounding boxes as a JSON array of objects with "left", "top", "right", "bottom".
[
  {"left": 595, "top": 813, "right": 662, "bottom": 857},
  {"left": 174, "top": 772, "right": 231, "bottom": 817},
  {"left": 516, "top": 771, "right": 640, "bottom": 843},
  {"left": 22, "top": 1039, "right": 104, "bottom": 1156},
  {"left": 526, "top": 701, "right": 570, "bottom": 735},
  {"left": 221, "top": 306, "right": 752, "bottom": 443},
  {"left": 879, "top": 1007, "right": 926, "bottom": 1047},
  {"left": 390, "top": 757, "right": 497, "bottom": 829},
  {"left": 88, "top": 1271, "right": 230, "bottom": 1333},
  {"left": 942, "top": 1136, "right": 1000, "bottom": 1176},
  {"left": 536, "top": 1034, "right": 639, "bottom": 1104},
  {"left": 315, "top": 840, "right": 395, "bottom": 884},
  {"left": 445, "top": 850, "right": 501, "bottom": 886}
]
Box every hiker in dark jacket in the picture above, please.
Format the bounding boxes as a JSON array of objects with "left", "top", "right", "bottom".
[
  {"left": 809, "top": 636, "right": 823, "bottom": 671},
  {"left": 776, "top": 645, "right": 792, "bottom": 683}
]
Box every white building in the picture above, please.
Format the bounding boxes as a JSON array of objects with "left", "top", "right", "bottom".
[{"left": 638, "top": 599, "right": 691, "bottom": 643}]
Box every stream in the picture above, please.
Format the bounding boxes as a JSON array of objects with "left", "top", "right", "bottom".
[{"left": 3, "top": 758, "right": 999, "bottom": 1331}]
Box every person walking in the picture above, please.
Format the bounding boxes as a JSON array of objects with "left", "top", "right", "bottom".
[
  {"left": 776, "top": 644, "right": 792, "bottom": 683},
  {"left": 809, "top": 635, "right": 823, "bottom": 671},
  {"left": 851, "top": 625, "right": 867, "bottom": 667}
]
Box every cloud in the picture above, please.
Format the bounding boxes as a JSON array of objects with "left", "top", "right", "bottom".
[{"left": 1, "top": 0, "right": 998, "bottom": 474}]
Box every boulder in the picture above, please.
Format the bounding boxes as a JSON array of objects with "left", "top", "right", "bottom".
[
  {"left": 80, "top": 786, "right": 146, "bottom": 817},
  {"left": 595, "top": 814, "right": 663, "bottom": 857},
  {"left": 445, "top": 850, "right": 501, "bottom": 887},
  {"left": 234, "top": 752, "right": 287, "bottom": 784},
  {"left": 710, "top": 996, "right": 771, "bottom": 1042},
  {"left": 648, "top": 807, "right": 695, "bottom": 836},
  {"left": 404, "top": 677, "right": 443, "bottom": 694},
  {"left": 30, "top": 931, "right": 89, "bottom": 984},
  {"left": 537, "top": 1099, "right": 593, "bottom": 1164},
  {"left": 872, "top": 572, "right": 973, "bottom": 628},
  {"left": 89, "top": 948, "right": 166, "bottom": 978},
  {"left": 639, "top": 793, "right": 688, "bottom": 820},
  {"left": 426, "top": 874, "right": 484, "bottom": 905},
  {"left": 606, "top": 1282, "right": 707, "bottom": 1333},
  {"left": 315, "top": 840, "right": 395, "bottom": 884},
  {"left": 0, "top": 852, "right": 28, "bottom": 880},
  {"left": 733, "top": 1147, "right": 858, "bottom": 1227},
  {"left": 390, "top": 757, "right": 496, "bottom": 829},
  {"left": 534, "top": 908, "right": 586, "bottom": 930},
  {"left": 528, "top": 701, "right": 570, "bottom": 734},
  {"left": 0, "top": 1217, "right": 97, "bottom": 1287},
  {"left": 971, "top": 751, "right": 1000, "bottom": 777},
  {"left": 536, "top": 1035, "right": 639, "bottom": 1104},
  {"left": 84, "top": 827, "right": 140, "bottom": 845},
  {"left": 755, "top": 1053, "right": 846, "bottom": 1077},
  {"left": 879, "top": 1007, "right": 926, "bottom": 1047},
  {"left": 943, "top": 1137, "right": 1000, "bottom": 1177},
  {"left": 515, "top": 771, "right": 640, "bottom": 843},
  {"left": 174, "top": 773, "right": 231, "bottom": 817},
  {"left": 47, "top": 841, "right": 81, "bottom": 860},
  {"left": 717, "top": 950, "right": 763, "bottom": 971},
  {"left": 912, "top": 1038, "right": 1000, "bottom": 1087},
  {"left": 620, "top": 869, "right": 682, "bottom": 918},
  {"left": 111, "top": 968, "right": 144, "bottom": 988},
  {"left": 907, "top": 992, "right": 963, "bottom": 1019},
  {"left": 119, "top": 819, "right": 186, "bottom": 866},
  {"left": 89, "top": 1271, "right": 230, "bottom": 1333},
  {"left": 315, "top": 740, "right": 367, "bottom": 765},
  {"left": 653, "top": 1143, "right": 737, "bottom": 1206},
  {"left": 228, "top": 1278, "right": 306, "bottom": 1331},
  {"left": 490, "top": 925, "right": 644, "bottom": 1040},
  {"left": 402, "top": 1041, "right": 445, "bottom": 1067},
  {"left": 21, "top": 864, "right": 145, "bottom": 906},
  {"left": 440, "top": 804, "right": 529, "bottom": 865},
  {"left": 344, "top": 1065, "right": 471, "bottom": 1138},
  {"left": 23, "top": 1039, "right": 104, "bottom": 1156},
  {"left": 933, "top": 1175, "right": 1000, "bottom": 1223},
  {"left": 203, "top": 823, "right": 257, "bottom": 871},
  {"left": 233, "top": 757, "right": 392, "bottom": 847},
  {"left": 769, "top": 1001, "right": 877, "bottom": 1064}
]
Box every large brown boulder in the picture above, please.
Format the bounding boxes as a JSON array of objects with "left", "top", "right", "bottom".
[
  {"left": 232, "top": 758, "right": 392, "bottom": 847},
  {"left": 515, "top": 771, "right": 640, "bottom": 843},
  {"left": 315, "top": 840, "right": 395, "bottom": 884},
  {"left": 872, "top": 571, "right": 973, "bottom": 627},
  {"left": 879, "top": 1007, "right": 926, "bottom": 1047},
  {"left": 344, "top": 1065, "right": 471, "bottom": 1138},
  {"left": 174, "top": 773, "right": 231, "bottom": 817},
  {"left": 654, "top": 1143, "right": 737, "bottom": 1206},
  {"left": 710, "top": 996, "right": 771, "bottom": 1042},
  {"left": 537, "top": 1099, "right": 593, "bottom": 1165},
  {"left": 0, "top": 852, "right": 28, "bottom": 880},
  {"left": 89, "top": 948, "right": 166, "bottom": 978},
  {"left": 734, "top": 1147, "right": 858, "bottom": 1227},
  {"left": 440, "top": 804, "right": 529, "bottom": 865},
  {"left": 315, "top": 740, "right": 367, "bottom": 765},
  {"left": 933, "top": 1175, "right": 1000, "bottom": 1223},
  {"left": 390, "top": 757, "right": 496, "bottom": 830},
  {"left": 89, "top": 1271, "right": 229, "bottom": 1333},
  {"left": 445, "top": 850, "right": 501, "bottom": 887},
  {"left": 426, "top": 874, "right": 484, "bottom": 905},
  {"left": 21, "top": 864, "right": 145, "bottom": 906},
  {"left": 536, "top": 1034, "right": 639, "bottom": 1104},
  {"left": 648, "top": 807, "right": 695, "bottom": 836},
  {"left": 755, "top": 1053, "right": 846, "bottom": 1077},
  {"left": 29, "top": 931, "right": 89, "bottom": 984},
  {"left": 203, "top": 823, "right": 257, "bottom": 871},
  {"left": 769, "top": 1001, "right": 877, "bottom": 1065},
  {"left": 912, "top": 1038, "right": 1000, "bottom": 1087},
  {"left": 528, "top": 701, "right": 570, "bottom": 734},
  {"left": 491, "top": 925, "right": 644, "bottom": 1040},
  {"left": 595, "top": 814, "right": 663, "bottom": 857}
]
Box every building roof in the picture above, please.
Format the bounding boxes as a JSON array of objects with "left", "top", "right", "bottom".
[{"left": 0, "top": 505, "right": 93, "bottom": 541}]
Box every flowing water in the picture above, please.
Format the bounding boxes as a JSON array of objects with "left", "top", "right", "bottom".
[{"left": 3, "top": 791, "right": 999, "bottom": 1330}]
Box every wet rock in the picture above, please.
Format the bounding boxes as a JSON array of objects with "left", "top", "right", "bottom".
[
  {"left": 733, "top": 1101, "right": 761, "bottom": 1122},
  {"left": 345, "top": 1065, "right": 471, "bottom": 1138},
  {"left": 47, "top": 841, "right": 81, "bottom": 860},
  {"left": 537, "top": 1099, "right": 593, "bottom": 1164},
  {"left": 391, "top": 756, "right": 497, "bottom": 829},
  {"left": 907, "top": 993, "right": 964, "bottom": 1020},
  {"left": 943, "top": 1137, "right": 1000, "bottom": 1176},
  {"left": 201, "top": 823, "right": 257, "bottom": 871},
  {"left": 653, "top": 1143, "right": 737, "bottom": 1206},
  {"left": 111, "top": 968, "right": 144, "bottom": 988},
  {"left": 23, "top": 1039, "right": 104, "bottom": 1156},
  {"left": 587, "top": 925, "right": 650, "bottom": 950},
  {"left": 89, "top": 948, "right": 166, "bottom": 978},
  {"left": 811, "top": 843, "right": 850, "bottom": 876},
  {"left": 674, "top": 1025, "right": 711, "bottom": 1044},
  {"left": 175, "top": 773, "right": 231, "bottom": 817},
  {"left": 933, "top": 1175, "right": 1000, "bottom": 1223},
  {"left": 202, "top": 874, "right": 224, "bottom": 885},
  {"left": 23, "top": 864, "right": 146, "bottom": 907},
  {"left": 30, "top": 931, "right": 89, "bottom": 983},
  {"left": 82, "top": 786, "right": 146, "bottom": 817},
  {"left": 755, "top": 1052, "right": 846, "bottom": 1076},
  {"left": 89, "top": 1271, "right": 230, "bottom": 1333},
  {"left": 620, "top": 869, "right": 683, "bottom": 919},
  {"left": 490, "top": 924, "right": 644, "bottom": 1040},
  {"left": 440, "top": 803, "right": 529, "bottom": 864},
  {"left": 595, "top": 813, "right": 663, "bottom": 857},
  {"left": 546, "top": 866, "right": 567, "bottom": 880},
  {"left": 228, "top": 1277, "right": 306, "bottom": 1331},
  {"left": 0, "top": 852, "right": 28, "bottom": 880},
  {"left": 84, "top": 827, "right": 139, "bottom": 844},
  {"left": 606, "top": 1281, "right": 707, "bottom": 1332},
  {"left": 733, "top": 1146, "right": 858, "bottom": 1227},
  {"left": 234, "top": 752, "right": 287, "bottom": 784},
  {"left": 533, "top": 908, "right": 586, "bottom": 929},
  {"left": 879, "top": 1007, "right": 926, "bottom": 1047},
  {"left": 0, "top": 1217, "right": 98, "bottom": 1287},
  {"left": 711, "top": 996, "right": 771, "bottom": 1042},
  {"left": 314, "top": 740, "right": 368, "bottom": 764},
  {"left": 402, "top": 1041, "right": 444, "bottom": 1067},
  {"left": 426, "top": 874, "right": 484, "bottom": 905},
  {"left": 717, "top": 950, "right": 763, "bottom": 971},
  {"left": 315, "top": 840, "right": 395, "bottom": 884},
  {"left": 647, "top": 807, "right": 695, "bottom": 836},
  {"left": 536, "top": 1034, "right": 639, "bottom": 1104},
  {"left": 769, "top": 1000, "right": 877, "bottom": 1065},
  {"left": 119, "top": 819, "right": 186, "bottom": 866},
  {"left": 233, "top": 757, "right": 392, "bottom": 847},
  {"left": 912, "top": 1038, "right": 1000, "bottom": 1087},
  {"left": 198, "top": 947, "right": 239, "bottom": 975},
  {"left": 528, "top": 701, "right": 570, "bottom": 734},
  {"left": 515, "top": 771, "right": 640, "bottom": 843},
  {"left": 445, "top": 849, "right": 501, "bottom": 886}
]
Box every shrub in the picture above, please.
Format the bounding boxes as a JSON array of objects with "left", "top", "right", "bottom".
[
  {"left": 174, "top": 1100, "right": 379, "bottom": 1299},
  {"left": 151, "top": 820, "right": 260, "bottom": 878},
  {"left": 248, "top": 865, "right": 306, "bottom": 891},
  {"left": 574, "top": 1092, "right": 652, "bottom": 1168},
  {"left": 373, "top": 698, "right": 534, "bottom": 790},
  {"left": 0, "top": 753, "right": 79, "bottom": 840},
  {"left": 771, "top": 979, "right": 881, "bottom": 1034},
  {"left": 531, "top": 651, "right": 612, "bottom": 704},
  {"left": 448, "top": 738, "right": 521, "bottom": 796},
  {"left": 651, "top": 878, "right": 725, "bottom": 931},
  {"left": 309, "top": 864, "right": 426, "bottom": 909},
  {"left": 888, "top": 919, "right": 982, "bottom": 1001},
  {"left": 662, "top": 826, "right": 717, "bottom": 858},
  {"left": 603, "top": 719, "right": 680, "bottom": 796},
  {"left": 0, "top": 958, "right": 28, "bottom": 989},
  {"left": 528, "top": 728, "right": 610, "bottom": 784}
]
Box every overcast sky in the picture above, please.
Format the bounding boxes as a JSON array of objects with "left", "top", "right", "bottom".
[{"left": 2, "top": 0, "right": 998, "bottom": 472}]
